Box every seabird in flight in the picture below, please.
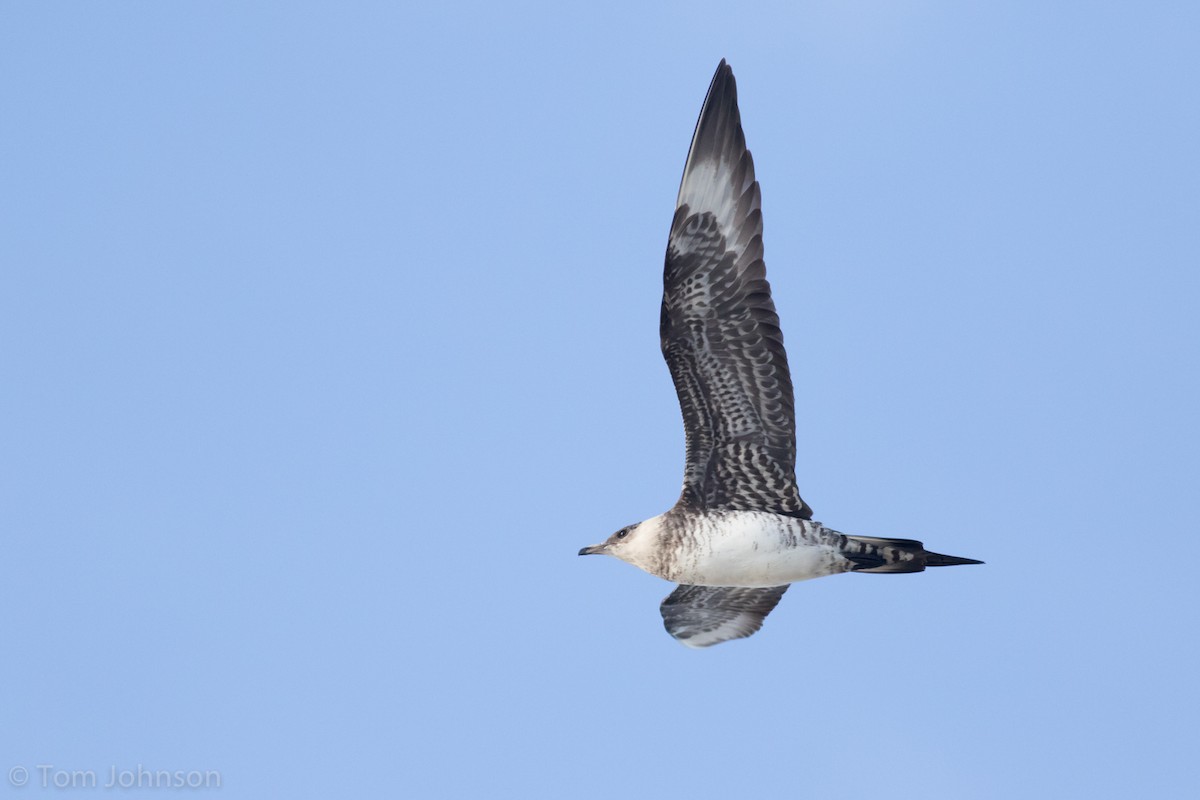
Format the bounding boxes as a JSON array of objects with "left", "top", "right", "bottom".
[{"left": 579, "top": 60, "right": 982, "bottom": 648}]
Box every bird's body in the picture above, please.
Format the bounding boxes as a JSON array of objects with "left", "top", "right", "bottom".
[
  {"left": 616, "top": 511, "right": 852, "bottom": 588},
  {"left": 580, "top": 60, "right": 982, "bottom": 647}
]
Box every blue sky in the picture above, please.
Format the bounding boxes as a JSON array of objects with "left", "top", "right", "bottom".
[{"left": 2, "top": 2, "right": 1197, "bottom": 797}]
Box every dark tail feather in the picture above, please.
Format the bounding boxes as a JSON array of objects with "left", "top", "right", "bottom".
[
  {"left": 844, "top": 535, "right": 984, "bottom": 574},
  {"left": 925, "top": 551, "right": 984, "bottom": 567}
]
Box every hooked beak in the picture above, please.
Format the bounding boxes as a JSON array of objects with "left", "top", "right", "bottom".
[{"left": 578, "top": 544, "right": 605, "bottom": 556}]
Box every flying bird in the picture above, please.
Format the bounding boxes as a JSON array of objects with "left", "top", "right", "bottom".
[{"left": 579, "top": 60, "right": 982, "bottom": 648}]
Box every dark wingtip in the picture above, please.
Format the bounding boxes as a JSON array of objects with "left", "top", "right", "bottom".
[
  {"left": 679, "top": 59, "right": 742, "bottom": 183},
  {"left": 707, "top": 58, "right": 735, "bottom": 98}
]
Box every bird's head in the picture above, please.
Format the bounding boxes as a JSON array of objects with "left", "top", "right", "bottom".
[{"left": 579, "top": 517, "right": 662, "bottom": 570}]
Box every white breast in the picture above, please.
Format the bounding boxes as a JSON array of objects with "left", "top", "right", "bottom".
[{"left": 671, "top": 512, "right": 850, "bottom": 588}]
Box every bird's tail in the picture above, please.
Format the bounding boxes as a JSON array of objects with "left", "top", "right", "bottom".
[{"left": 843, "top": 535, "right": 984, "bottom": 574}]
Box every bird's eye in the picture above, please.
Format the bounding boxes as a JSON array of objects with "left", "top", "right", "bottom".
[{"left": 616, "top": 529, "right": 629, "bottom": 539}]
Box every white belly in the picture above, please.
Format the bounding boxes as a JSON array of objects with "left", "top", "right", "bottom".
[{"left": 668, "top": 512, "right": 851, "bottom": 587}]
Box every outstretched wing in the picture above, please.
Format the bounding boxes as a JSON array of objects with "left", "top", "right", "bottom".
[
  {"left": 660, "top": 584, "right": 789, "bottom": 648},
  {"left": 662, "top": 60, "right": 811, "bottom": 519}
]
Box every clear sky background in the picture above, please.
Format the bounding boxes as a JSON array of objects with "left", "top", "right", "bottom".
[{"left": 2, "top": 2, "right": 1197, "bottom": 798}]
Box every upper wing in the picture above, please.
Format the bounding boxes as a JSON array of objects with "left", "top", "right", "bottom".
[
  {"left": 661, "top": 60, "right": 811, "bottom": 518},
  {"left": 660, "top": 584, "right": 789, "bottom": 648}
]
